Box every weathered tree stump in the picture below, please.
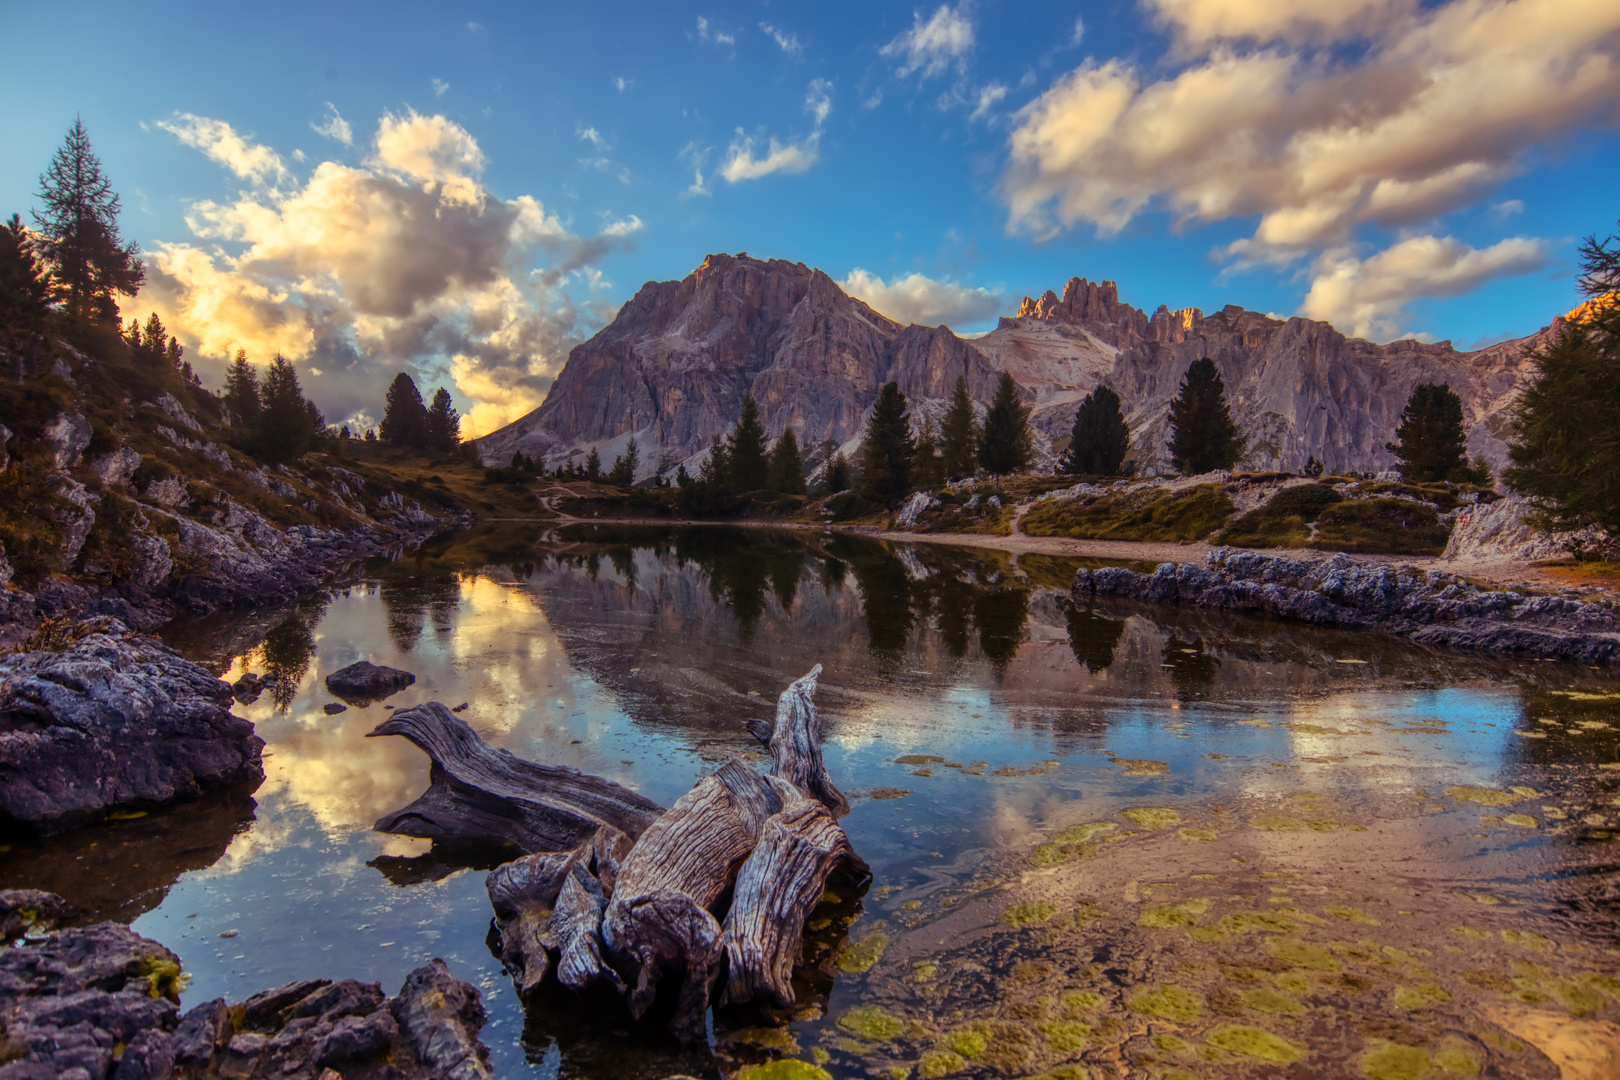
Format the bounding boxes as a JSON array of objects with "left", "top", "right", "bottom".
[
  {"left": 745, "top": 664, "right": 849, "bottom": 817},
  {"left": 553, "top": 861, "right": 623, "bottom": 994},
  {"left": 485, "top": 847, "right": 586, "bottom": 993},
  {"left": 369, "top": 703, "right": 664, "bottom": 852},
  {"left": 721, "top": 789, "right": 868, "bottom": 1007}
]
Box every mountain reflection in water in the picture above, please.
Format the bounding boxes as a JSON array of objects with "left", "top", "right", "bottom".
[{"left": 3, "top": 523, "right": 1617, "bottom": 1079}]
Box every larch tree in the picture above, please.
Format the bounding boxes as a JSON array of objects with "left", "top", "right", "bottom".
[
  {"left": 425, "top": 387, "right": 461, "bottom": 453},
  {"left": 940, "top": 375, "right": 980, "bottom": 480},
  {"left": 1386, "top": 382, "right": 1469, "bottom": 483},
  {"left": 1167, "top": 358, "right": 1245, "bottom": 474},
  {"left": 380, "top": 372, "right": 429, "bottom": 449},
  {"left": 33, "top": 118, "right": 143, "bottom": 322},
  {"left": 1062, "top": 385, "right": 1130, "bottom": 475},
  {"left": 978, "top": 372, "right": 1032, "bottom": 488},
  {"left": 728, "top": 394, "right": 770, "bottom": 491},
  {"left": 860, "top": 381, "right": 915, "bottom": 507}
]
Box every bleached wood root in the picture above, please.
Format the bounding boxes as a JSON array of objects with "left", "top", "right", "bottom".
[{"left": 751, "top": 664, "right": 849, "bottom": 817}]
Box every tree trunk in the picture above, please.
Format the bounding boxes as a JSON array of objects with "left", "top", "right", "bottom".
[{"left": 748, "top": 663, "right": 849, "bottom": 817}]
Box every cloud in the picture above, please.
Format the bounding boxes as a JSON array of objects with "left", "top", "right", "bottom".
[
  {"left": 138, "top": 111, "right": 640, "bottom": 438},
  {"left": 969, "top": 83, "right": 1008, "bottom": 122},
  {"left": 680, "top": 142, "right": 711, "bottom": 196},
  {"left": 156, "top": 114, "right": 292, "bottom": 187},
  {"left": 1299, "top": 234, "right": 1549, "bottom": 340},
  {"left": 721, "top": 80, "right": 832, "bottom": 183},
  {"left": 612, "top": 76, "right": 633, "bottom": 92},
  {"left": 696, "top": 16, "right": 736, "bottom": 46},
  {"left": 310, "top": 103, "right": 353, "bottom": 146},
  {"left": 1003, "top": 0, "right": 1620, "bottom": 259},
  {"left": 760, "top": 22, "right": 802, "bottom": 54},
  {"left": 431, "top": 78, "right": 449, "bottom": 97},
  {"left": 1071, "top": 16, "right": 1085, "bottom": 46},
  {"left": 840, "top": 268, "right": 1002, "bottom": 328},
  {"left": 578, "top": 126, "right": 609, "bottom": 151},
  {"left": 1489, "top": 198, "right": 1525, "bottom": 221},
  {"left": 881, "top": 4, "right": 975, "bottom": 78}
]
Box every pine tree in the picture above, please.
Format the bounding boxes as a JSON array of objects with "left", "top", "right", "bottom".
[
  {"left": 223, "top": 350, "right": 261, "bottom": 428},
  {"left": 1387, "top": 383, "right": 1468, "bottom": 483},
  {"left": 608, "top": 437, "right": 639, "bottom": 486},
  {"left": 0, "top": 214, "right": 51, "bottom": 329},
  {"left": 584, "top": 446, "right": 601, "bottom": 481},
  {"left": 1167, "top": 358, "right": 1245, "bottom": 474},
  {"left": 1062, "top": 385, "right": 1130, "bottom": 475},
  {"left": 729, "top": 394, "right": 770, "bottom": 491},
  {"left": 912, "top": 414, "right": 945, "bottom": 490},
  {"left": 1304, "top": 455, "right": 1324, "bottom": 478},
  {"left": 425, "top": 387, "right": 460, "bottom": 453},
  {"left": 825, "top": 451, "right": 851, "bottom": 494},
  {"left": 135, "top": 312, "right": 168, "bottom": 367},
  {"left": 940, "top": 375, "right": 980, "bottom": 480},
  {"left": 33, "top": 118, "right": 143, "bottom": 322},
  {"left": 256, "top": 354, "right": 317, "bottom": 462},
  {"left": 978, "top": 372, "right": 1032, "bottom": 487},
  {"left": 861, "top": 381, "right": 915, "bottom": 508},
  {"left": 380, "top": 372, "right": 429, "bottom": 449},
  {"left": 768, "top": 428, "right": 806, "bottom": 493}
]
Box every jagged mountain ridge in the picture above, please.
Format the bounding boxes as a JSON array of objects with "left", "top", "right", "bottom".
[{"left": 478, "top": 252, "right": 1552, "bottom": 478}]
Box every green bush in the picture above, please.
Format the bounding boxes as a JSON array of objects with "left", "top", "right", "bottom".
[
  {"left": 1217, "top": 483, "right": 1342, "bottom": 548},
  {"left": 1312, "top": 497, "right": 1450, "bottom": 555},
  {"left": 1022, "top": 483, "right": 1235, "bottom": 542},
  {"left": 825, "top": 490, "right": 869, "bottom": 521}
]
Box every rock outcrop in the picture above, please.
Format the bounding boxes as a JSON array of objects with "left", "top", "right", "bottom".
[
  {"left": 0, "top": 621, "right": 263, "bottom": 835},
  {"left": 483, "top": 253, "right": 1556, "bottom": 480},
  {"left": 1073, "top": 548, "right": 1620, "bottom": 664}
]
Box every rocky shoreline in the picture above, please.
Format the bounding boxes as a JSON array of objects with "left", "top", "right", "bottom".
[{"left": 1074, "top": 547, "right": 1620, "bottom": 664}]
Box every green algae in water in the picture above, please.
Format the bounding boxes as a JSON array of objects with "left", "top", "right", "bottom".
[
  {"left": 1275, "top": 970, "right": 1313, "bottom": 995},
  {"left": 1205, "top": 1025, "right": 1304, "bottom": 1064},
  {"left": 1393, "top": 984, "right": 1452, "bottom": 1010},
  {"left": 811, "top": 1047, "right": 830, "bottom": 1065},
  {"left": 1061, "top": 990, "right": 1106, "bottom": 1011},
  {"left": 1268, "top": 939, "right": 1341, "bottom": 972},
  {"left": 1126, "top": 985, "right": 1202, "bottom": 1023},
  {"left": 1325, "top": 904, "right": 1381, "bottom": 925},
  {"left": 734, "top": 1028, "right": 800, "bottom": 1050},
  {"left": 138, "top": 957, "right": 184, "bottom": 999},
  {"left": 839, "top": 931, "right": 890, "bottom": 974},
  {"left": 943, "top": 1027, "right": 987, "bottom": 1059},
  {"left": 886, "top": 1068, "right": 908, "bottom": 1080},
  {"left": 1445, "top": 785, "right": 1524, "bottom": 807},
  {"left": 1036, "top": 1020, "right": 1089, "bottom": 1053},
  {"left": 1241, "top": 987, "right": 1306, "bottom": 1014},
  {"left": 1138, "top": 898, "right": 1210, "bottom": 929},
  {"left": 1212, "top": 910, "right": 1297, "bottom": 936},
  {"left": 1122, "top": 807, "right": 1181, "bottom": 830},
  {"left": 910, "top": 961, "right": 938, "bottom": 983},
  {"left": 1111, "top": 758, "right": 1168, "bottom": 776},
  {"left": 1011, "top": 960, "right": 1055, "bottom": 984},
  {"left": 836, "top": 1004, "right": 906, "bottom": 1042},
  {"left": 1361, "top": 1041, "right": 1431, "bottom": 1080},
  {"left": 1025, "top": 1067, "right": 1089, "bottom": 1080},
  {"left": 1250, "top": 814, "right": 1303, "bottom": 830},
  {"left": 896, "top": 755, "right": 946, "bottom": 765},
  {"left": 1004, "top": 901, "right": 1058, "bottom": 927},
  {"left": 918, "top": 1050, "right": 965, "bottom": 1078},
  {"left": 1053, "top": 822, "right": 1117, "bottom": 845},
  {"left": 1178, "top": 827, "right": 1217, "bottom": 841},
  {"left": 1501, "top": 813, "right": 1538, "bottom": 828},
  {"left": 736, "top": 1062, "right": 833, "bottom": 1080}
]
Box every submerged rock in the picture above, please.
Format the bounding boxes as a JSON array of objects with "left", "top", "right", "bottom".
[
  {"left": 324, "top": 660, "right": 415, "bottom": 704},
  {"left": 0, "top": 888, "right": 66, "bottom": 940},
  {"left": 0, "top": 622, "right": 264, "bottom": 835},
  {"left": 1073, "top": 548, "right": 1620, "bottom": 664}
]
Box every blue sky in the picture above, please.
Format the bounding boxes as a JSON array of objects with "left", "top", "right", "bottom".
[{"left": 2, "top": 0, "right": 1616, "bottom": 435}]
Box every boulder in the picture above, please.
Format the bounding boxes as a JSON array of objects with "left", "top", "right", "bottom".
[
  {"left": 153, "top": 393, "right": 202, "bottom": 432},
  {"left": 54, "top": 478, "right": 98, "bottom": 568},
  {"left": 90, "top": 447, "right": 142, "bottom": 488},
  {"left": 43, "top": 412, "right": 92, "bottom": 469},
  {"left": 0, "top": 622, "right": 264, "bottom": 835},
  {"left": 0, "top": 888, "right": 66, "bottom": 940},
  {"left": 0, "top": 422, "right": 12, "bottom": 470},
  {"left": 325, "top": 660, "right": 415, "bottom": 704}
]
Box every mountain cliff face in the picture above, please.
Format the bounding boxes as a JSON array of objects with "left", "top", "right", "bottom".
[{"left": 479, "top": 253, "right": 1552, "bottom": 479}]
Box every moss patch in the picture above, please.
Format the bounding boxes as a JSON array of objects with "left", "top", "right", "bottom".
[
  {"left": 1138, "top": 898, "right": 1211, "bottom": 929},
  {"left": 838, "top": 931, "right": 890, "bottom": 974},
  {"left": 836, "top": 1005, "right": 906, "bottom": 1042},
  {"left": 1178, "top": 827, "right": 1218, "bottom": 841},
  {"left": 1205, "top": 1025, "right": 1304, "bottom": 1064},
  {"left": 1325, "top": 904, "right": 1380, "bottom": 925},
  {"left": 917, "top": 1050, "right": 966, "bottom": 1078},
  {"left": 1061, "top": 990, "right": 1106, "bottom": 1012},
  {"left": 1250, "top": 814, "right": 1303, "bottom": 830},
  {"left": 737, "top": 1061, "right": 834, "bottom": 1080},
  {"left": 1023, "top": 484, "right": 1235, "bottom": 543},
  {"left": 1268, "top": 939, "right": 1341, "bottom": 972},
  {"left": 1126, "top": 985, "right": 1202, "bottom": 1023},
  {"left": 1004, "top": 901, "right": 1059, "bottom": 928},
  {"left": 1121, "top": 807, "right": 1181, "bottom": 830},
  {"left": 1445, "top": 785, "right": 1524, "bottom": 807},
  {"left": 1241, "top": 987, "right": 1306, "bottom": 1014},
  {"left": 1361, "top": 1041, "right": 1431, "bottom": 1080},
  {"left": 1036, "top": 1020, "right": 1090, "bottom": 1053}
]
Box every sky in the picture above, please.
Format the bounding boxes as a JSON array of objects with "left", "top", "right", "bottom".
[{"left": 2, "top": 0, "right": 1616, "bottom": 437}]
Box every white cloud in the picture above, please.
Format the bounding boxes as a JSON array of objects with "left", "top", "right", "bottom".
[
  {"left": 578, "top": 126, "right": 609, "bottom": 151},
  {"left": 613, "top": 76, "right": 633, "bottom": 93},
  {"left": 721, "top": 80, "right": 832, "bottom": 183},
  {"left": 696, "top": 16, "right": 736, "bottom": 46},
  {"left": 881, "top": 4, "right": 975, "bottom": 78},
  {"left": 139, "top": 111, "right": 640, "bottom": 438},
  {"left": 310, "top": 103, "right": 353, "bottom": 146},
  {"left": 840, "top": 268, "right": 1002, "bottom": 328},
  {"left": 1489, "top": 198, "right": 1525, "bottom": 221},
  {"left": 1071, "top": 16, "right": 1085, "bottom": 46},
  {"left": 156, "top": 114, "right": 292, "bottom": 187},
  {"left": 1003, "top": 0, "right": 1620, "bottom": 261},
  {"left": 969, "top": 82, "right": 1008, "bottom": 122},
  {"left": 760, "top": 22, "right": 802, "bottom": 54},
  {"left": 431, "top": 78, "right": 450, "bottom": 97},
  {"left": 1299, "top": 234, "right": 1548, "bottom": 340},
  {"left": 680, "top": 142, "right": 711, "bottom": 196}
]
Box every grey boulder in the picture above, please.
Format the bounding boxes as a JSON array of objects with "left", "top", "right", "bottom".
[{"left": 324, "top": 661, "right": 415, "bottom": 704}]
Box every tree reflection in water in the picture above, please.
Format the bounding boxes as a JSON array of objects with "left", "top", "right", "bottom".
[
  {"left": 975, "top": 586, "right": 1031, "bottom": 681},
  {"left": 379, "top": 575, "right": 460, "bottom": 653},
  {"left": 1163, "top": 634, "right": 1220, "bottom": 700},
  {"left": 850, "top": 551, "right": 915, "bottom": 677},
  {"left": 259, "top": 597, "right": 326, "bottom": 711},
  {"left": 1065, "top": 603, "right": 1125, "bottom": 673}
]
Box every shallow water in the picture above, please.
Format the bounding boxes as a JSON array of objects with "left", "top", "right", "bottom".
[{"left": 5, "top": 524, "right": 1620, "bottom": 1078}]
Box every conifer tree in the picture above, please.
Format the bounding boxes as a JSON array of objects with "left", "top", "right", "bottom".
[
  {"left": 978, "top": 372, "right": 1032, "bottom": 488},
  {"left": 940, "top": 375, "right": 980, "bottom": 480},
  {"left": 861, "top": 381, "right": 915, "bottom": 508},
  {"left": 1387, "top": 383, "right": 1469, "bottom": 483},
  {"left": 912, "top": 414, "right": 945, "bottom": 490},
  {"left": 425, "top": 387, "right": 460, "bottom": 453},
  {"left": 769, "top": 428, "right": 806, "bottom": 494},
  {"left": 729, "top": 394, "right": 770, "bottom": 491},
  {"left": 223, "top": 349, "right": 261, "bottom": 428},
  {"left": 608, "top": 437, "right": 639, "bottom": 486},
  {"left": 256, "top": 354, "right": 317, "bottom": 462},
  {"left": 380, "top": 372, "right": 429, "bottom": 449},
  {"left": 1062, "top": 385, "right": 1130, "bottom": 475},
  {"left": 584, "top": 446, "right": 601, "bottom": 481},
  {"left": 33, "top": 118, "right": 143, "bottom": 322},
  {"left": 825, "top": 451, "right": 851, "bottom": 494},
  {"left": 1167, "top": 358, "right": 1245, "bottom": 474},
  {"left": 0, "top": 214, "right": 51, "bottom": 329}
]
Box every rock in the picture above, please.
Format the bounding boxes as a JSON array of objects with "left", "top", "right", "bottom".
[
  {"left": 893, "top": 490, "right": 938, "bottom": 528},
  {"left": 126, "top": 535, "right": 172, "bottom": 592},
  {"left": 153, "top": 393, "right": 202, "bottom": 432},
  {"left": 43, "top": 412, "right": 92, "bottom": 469},
  {"left": 90, "top": 446, "right": 141, "bottom": 487},
  {"left": 54, "top": 479, "right": 97, "bottom": 568},
  {"left": 322, "top": 702, "right": 347, "bottom": 715},
  {"left": 0, "top": 540, "right": 11, "bottom": 589},
  {"left": 325, "top": 660, "right": 415, "bottom": 703},
  {"left": 1442, "top": 493, "right": 1606, "bottom": 563},
  {"left": 0, "top": 423, "right": 12, "bottom": 470},
  {"left": 143, "top": 475, "right": 187, "bottom": 507},
  {"left": 172, "top": 998, "right": 230, "bottom": 1065},
  {"left": 109, "top": 1028, "right": 174, "bottom": 1080},
  {"left": 0, "top": 623, "right": 264, "bottom": 835},
  {"left": 391, "top": 958, "right": 493, "bottom": 1080},
  {"left": 0, "top": 889, "right": 66, "bottom": 940}
]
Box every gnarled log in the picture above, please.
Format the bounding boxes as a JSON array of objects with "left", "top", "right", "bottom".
[
  {"left": 485, "top": 847, "right": 586, "bottom": 993},
  {"left": 553, "top": 862, "right": 623, "bottom": 994},
  {"left": 754, "top": 664, "right": 849, "bottom": 817},
  {"left": 369, "top": 703, "right": 664, "bottom": 852},
  {"left": 721, "top": 791, "right": 869, "bottom": 1007}
]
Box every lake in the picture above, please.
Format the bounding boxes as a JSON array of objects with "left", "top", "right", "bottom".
[{"left": 5, "top": 523, "right": 1618, "bottom": 1079}]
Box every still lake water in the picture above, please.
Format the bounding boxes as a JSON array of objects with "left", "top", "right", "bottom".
[{"left": 6, "top": 524, "right": 1620, "bottom": 1079}]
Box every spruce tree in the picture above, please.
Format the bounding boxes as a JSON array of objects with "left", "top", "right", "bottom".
[
  {"left": 0, "top": 214, "right": 51, "bottom": 329},
  {"left": 1167, "top": 358, "right": 1245, "bottom": 474},
  {"left": 584, "top": 446, "right": 601, "bottom": 481},
  {"left": 861, "top": 381, "right": 915, "bottom": 508},
  {"left": 223, "top": 349, "right": 261, "bottom": 428},
  {"left": 940, "top": 375, "right": 980, "bottom": 480},
  {"left": 825, "top": 452, "right": 851, "bottom": 494},
  {"left": 256, "top": 354, "right": 316, "bottom": 462},
  {"left": 912, "top": 414, "right": 945, "bottom": 490},
  {"left": 608, "top": 437, "right": 639, "bottom": 486},
  {"left": 380, "top": 372, "right": 429, "bottom": 449},
  {"left": 1062, "top": 385, "right": 1130, "bottom": 475},
  {"left": 769, "top": 428, "right": 806, "bottom": 494},
  {"left": 33, "top": 118, "right": 143, "bottom": 322},
  {"left": 729, "top": 394, "right": 770, "bottom": 491},
  {"left": 978, "top": 371, "right": 1032, "bottom": 487},
  {"left": 425, "top": 387, "right": 460, "bottom": 452},
  {"left": 1386, "top": 383, "right": 1469, "bottom": 483}
]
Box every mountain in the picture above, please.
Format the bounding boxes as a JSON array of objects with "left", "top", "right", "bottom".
[{"left": 478, "top": 253, "right": 1555, "bottom": 479}]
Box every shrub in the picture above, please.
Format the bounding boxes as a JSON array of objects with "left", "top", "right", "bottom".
[
  {"left": 1312, "top": 497, "right": 1450, "bottom": 555},
  {"left": 1217, "top": 483, "right": 1343, "bottom": 548},
  {"left": 1022, "top": 483, "right": 1235, "bottom": 542}
]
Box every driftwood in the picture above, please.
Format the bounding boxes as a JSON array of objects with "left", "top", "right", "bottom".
[
  {"left": 369, "top": 703, "right": 664, "bottom": 852},
  {"left": 554, "top": 861, "right": 623, "bottom": 993},
  {"left": 721, "top": 789, "right": 868, "bottom": 1007},
  {"left": 485, "top": 847, "right": 584, "bottom": 993},
  {"left": 745, "top": 664, "right": 849, "bottom": 817}
]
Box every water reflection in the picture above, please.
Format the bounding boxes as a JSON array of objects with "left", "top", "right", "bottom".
[
  {"left": 1064, "top": 605, "right": 1124, "bottom": 673},
  {"left": 259, "top": 598, "right": 324, "bottom": 711}
]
